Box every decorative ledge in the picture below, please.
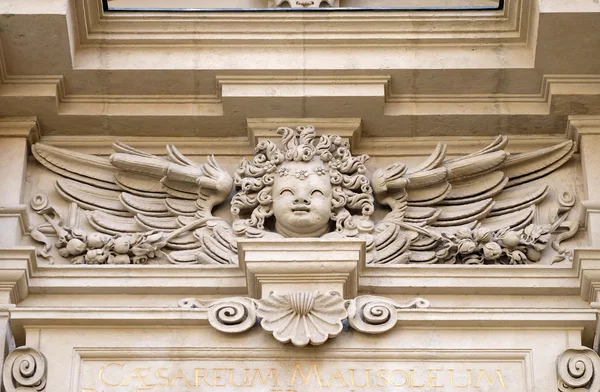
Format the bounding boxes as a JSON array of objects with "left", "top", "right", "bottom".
[{"left": 6, "top": 248, "right": 600, "bottom": 298}]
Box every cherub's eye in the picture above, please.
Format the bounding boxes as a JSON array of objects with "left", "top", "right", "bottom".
[
  {"left": 280, "top": 189, "right": 294, "bottom": 196},
  {"left": 311, "top": 189, "right": 325, "bottom": 196}
]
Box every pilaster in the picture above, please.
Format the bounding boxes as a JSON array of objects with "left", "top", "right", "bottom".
[
  {"left": 0, "top": 118, "right": 39, "bottom": 247},
  {"left": 569, "top": 116, "right": 600, "bottom": 247}
]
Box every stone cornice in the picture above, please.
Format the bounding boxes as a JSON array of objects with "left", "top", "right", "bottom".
[
  {"left": 36, "top": 129, "right": 573, "bottom": 156},
  {"left": 9, "top": 247, "right": 600, "bottom": 298},
  {"left": 0, "top": 248, "right": 33, "bottom": 305},
  {"left": 1, "top": 73, "right": 598, "bottom": 141},
  {"left": 0, "top": 118, "right": 40, "bottom": 145},
  {"left": 10, "top": 304, "right": 596, "bottom": 348}
]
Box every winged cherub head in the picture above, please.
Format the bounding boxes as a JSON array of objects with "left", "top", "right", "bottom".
[{"left": 231, "top": 126, "right": 375, "bottom": 238}]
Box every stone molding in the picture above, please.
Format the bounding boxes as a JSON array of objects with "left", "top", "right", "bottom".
[
  {"left": 76, "top": 0, "right": 526, "bottom": 46},
  {"left": 238, "top": 238, "right": 363, "bottom": 298},
  {"left": 2, "top": 346, "right": 47, "bottom": 392},
  {"left": 1, "top": 74, "right": 598, "bottom": 141},
  {"left": 558, "top": 347, "right": 600, "bottom": 392},
  {"left": 247, "top": 117, "right": 362, "bottom": 149},
  {"left": 0, "top": 205, "right": 32, "bottom": 237},
  {"left": 9, "top": 248, "right": 600, "bottom": 297},
  {"left": 35, "top": 125, "right": 574, "bottom": 157},
  {"left": 179, "top": 293, "right": 428, "bottom": 346},
  {"left": 0, "top": 248, "right": 32, "bottom": 305},
  {"left": 0, "top": 118, "right": 40, "bottom": 145}
]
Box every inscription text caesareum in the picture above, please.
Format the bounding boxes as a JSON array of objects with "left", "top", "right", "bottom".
[{"left": 83, "top": 362, "right": 510, "bottom": 391}]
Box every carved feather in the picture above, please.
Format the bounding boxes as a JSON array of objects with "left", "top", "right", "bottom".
[
  {"left": 489, "top": 185, "right": 548, "bottom": 217},
  {"left": 33, "top": 144, "right": 120, "bottom": 190},
  {"left": 406, "top": 182, "right": 452, "bottom": 206},
  {"left": 434, "top": 199, "right": 495, "bottom": 227},
  {"left": 56, "top": 179, "right": 132, "bottom": 216},
  {"left": 480, "top": 206, "right": 535, "bottom": 231},
  {"left": 120, "top": 193, "right": 172, "bottom": 217},
  {"left": 166, "top": 144, "right": 198, "bottom": 167},
  {"left": 87, "top": 211, "right": 143, "bottom": 234},
  {"left": 112, "top": 141, "right": 156, "bottom": 157},
  {"left": 505, "top": 141, "right": 575, "bottom": 187},
  {"left": 405, "top": 167, "right": 448, "bottom": 189},
  {"left": 135, "top": 215, "right": 180, "bottom": 230},
  {"left": 444, "top": 171, "right": 506, "bottom": 201},
  {"left": 165, "top": 198, "right": 198, "bottom": 216},
  {"left": 444, "top": 150, "right": 508, "bottom": 180},
  {"left": 444, "top": 135, "right": 508, "bottom": 164},
  {"left": 115, "top": 172, "right": 168, "bottom": 198},
  {"left": 407, "top": 143, "right": 447, "bottom": 174}
]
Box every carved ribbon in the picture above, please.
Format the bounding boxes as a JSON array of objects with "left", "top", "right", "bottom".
[
  {"left": 558, "top": 347, "right": 600, "bottom": 392},
  {"left": 2, "top": 346, "right": 47, "bottom": 392}
]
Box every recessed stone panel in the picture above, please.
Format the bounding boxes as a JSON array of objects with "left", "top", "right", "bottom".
[{"left": 77, "top": 349, "right": 527, "bottom": 391}]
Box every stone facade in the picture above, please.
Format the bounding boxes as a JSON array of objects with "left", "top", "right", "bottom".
[{"left": 1, "top": 0, "right": 600, "bottom": 391}]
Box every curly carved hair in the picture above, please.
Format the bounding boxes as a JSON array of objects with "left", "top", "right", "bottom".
[{"left": 231, "top": 125, "right": 374, "bottom": 237}]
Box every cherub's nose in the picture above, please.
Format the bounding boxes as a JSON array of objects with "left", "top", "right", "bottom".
[{"left": 294, "top": 197, "right": 310, "bottom": 204}]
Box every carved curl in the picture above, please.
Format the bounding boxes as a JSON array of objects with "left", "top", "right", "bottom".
[
  {"left": 347, "top": 296, "right": 430, "bottom": 334},
  {"left": 558, "top": 347, "right": 600, "bottom": 392},
  {"left": 179, "top": 297, "right": 257, "bottom": 333},
  {"left": 2, "top": 347, "right": 47, "bottom": 392},
  {"left": 231, "top": 126, "right": 375, "bottom": 237}
]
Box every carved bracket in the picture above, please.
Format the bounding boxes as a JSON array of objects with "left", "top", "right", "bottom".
[
  {"left": 558, "top": 347, "right": 600, "bottom": 392},
  {"left": 2, "top": 346, "right": 47, "bottom": 392},
  {"left": 180, "top": 292, "right": 430, "bottom": 346}
]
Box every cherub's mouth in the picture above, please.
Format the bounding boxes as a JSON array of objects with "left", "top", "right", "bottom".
[{"left": 292, "top": 205, "right": 310, "bottom": 212}]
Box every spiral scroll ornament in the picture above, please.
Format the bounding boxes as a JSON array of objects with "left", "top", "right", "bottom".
[
  {"left": 347, "top": 296, "right": 430, "bottom": 334},
  {"left": 558, "top": 347, "right": 600, "bottom": 392},
  {"left": 179, "top": 297, "right": 257, "bottom": 333},
  {"left": 2, "top": 347, "right": 47, "bottom": 392},
  {"left": 180, "top": 294, "right": 430, "bottom": 345}
]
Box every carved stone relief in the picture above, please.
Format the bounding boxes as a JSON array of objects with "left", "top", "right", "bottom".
[
  {"left": 272, "top": 0, "right": 338, "bottom": 8},
  {"left": 2, "top": 347, "right": 47, "bottom": 392},
  {"left": 180, "top": 293, "right": 430, "bottom": 346},
  {"left": 558, "top": 347, "right": 600, "bottom": 392},
  {"left": 29, "top": 125, "right": 579, "bottom": 266}
]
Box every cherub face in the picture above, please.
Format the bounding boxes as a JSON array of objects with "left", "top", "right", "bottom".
[{"left": 272, "top": 160, "right": 333, "bottom": 237}]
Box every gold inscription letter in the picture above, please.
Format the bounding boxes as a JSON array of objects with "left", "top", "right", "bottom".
[
  {"left": 230, "top": 368, "right": 251, "bottom": 387},
  {"left": 349, "top": 369, "right": 372, "bottom": 388},
  {"left": 376, "top": 369, "right": 389, "bottom": 387},
  {"left": 410, "top": 369, "right": 425, "bottom": 388},
  {"left": 155, "top": 368, "right": 170, "bottom": 387},
  {"left": 449, "top": 369, "right": 471, "bottom": 389},
  {"left": 99, "top": 363, "right": 125, "bottom": 387},
  {"left": 195, "top": 368, "right": 212, "bottom": 387},
  {"left": 251, "top": 369, "right": 279, "bottom": 387},
  {"left": 123, "top": 368, "right": 155, "bottom": 387},
  {"left": 475, "top": 370, "right": 506, "bottom": 389},
  {"left": 170, "top": 369, "right": 193, "bottom": 387},
  {"left": 289, "top": 364, "right": 323, "bottom": 387},
  {"left": 389, "top": 370, "right": 408, "bottom": 387},
  {"left": 428, "top": 369, "right": 444, "bottom": 388},
  {"left": 326, "top": 369, "right": 349, "bottom": 388},
  {"left": 213, "top": 368, "right": 228, "bottom": 387}
]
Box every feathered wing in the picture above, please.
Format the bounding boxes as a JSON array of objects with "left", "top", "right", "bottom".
[
  {"left": 32, "top": 142, "right": 236, "bottom": 264},
  {"left": 371, "top": 136, "right": 576, "bottom": 264}
]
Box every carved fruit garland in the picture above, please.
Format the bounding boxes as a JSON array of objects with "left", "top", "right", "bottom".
[
  {"left": 29, "top": 128, "right": 578, "bottom": 265},
  {"left": 180, "top": 292, "right": 430, "bottom": 347}
]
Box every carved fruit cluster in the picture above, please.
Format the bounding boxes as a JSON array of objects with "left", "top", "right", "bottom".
[
  {"left": 55, "top": 227, "right": 164, "bottom": 265},
  {"left": 435, "top": 225, "right": 552, "bottom": 265}
]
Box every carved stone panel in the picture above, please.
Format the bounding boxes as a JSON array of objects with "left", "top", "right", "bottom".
[{"left": 27, "top": 126, "right": 579, "bottom": 267}]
